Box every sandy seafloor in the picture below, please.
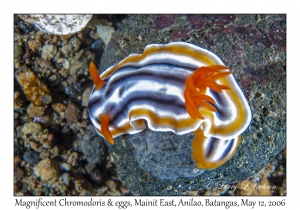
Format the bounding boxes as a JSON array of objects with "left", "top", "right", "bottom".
[{"left": 13, "top": 14, "right": 286, "bottom": 196}]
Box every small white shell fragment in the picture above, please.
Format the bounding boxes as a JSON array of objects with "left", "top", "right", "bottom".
[
  {"left": 18, "top": 14, "right": 92, "bottom": 35},
  {"left": 82, "top": 87, "right": 92, "bottom": 107},
  {"left": 59, "top": 162, "right": 72, "bottom": 171},
  {"left": 96, "top": 24, "right": 115, "bottom": 45},
  {"left": 61, "top": 173, "right": 70, "bottom": 185}
]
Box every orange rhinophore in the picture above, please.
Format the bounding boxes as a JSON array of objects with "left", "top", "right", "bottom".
[
  {"left": 99, "top": 114, "right": 114, "bottom": 144},
  {"left": 89, "top": 62, "right": 105, "bottom": 89}
]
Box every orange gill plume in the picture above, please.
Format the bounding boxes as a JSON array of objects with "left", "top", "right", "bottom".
[{"left": 184, "top": 65, "right": 232, "bottom": 120}]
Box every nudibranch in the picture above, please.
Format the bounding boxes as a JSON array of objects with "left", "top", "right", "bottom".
[{"left": 88, "top": 42, "right": 251, "bottom": 170}]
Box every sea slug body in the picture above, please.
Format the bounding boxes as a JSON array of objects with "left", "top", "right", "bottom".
[{"left": 88, "top": 42, "right": 251, "bottom": 170}]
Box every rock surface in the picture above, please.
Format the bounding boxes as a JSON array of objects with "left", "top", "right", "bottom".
[
  {"left": 99, "top": 14, "right": 286, "bottom": 195},
  {"left": 80, "top": 125, "right": 107, "bottom": 164},
  {"left": 23, "top": 150, "right": 40, "bottom": 165},
  {"left": 16, "top": 69, "right": 52, "bottom": 106},
  {"left": 21, "top": 122, "right": 42, "bottom": 135},
  {"left": 34, "top": 158, "right": 60, "bottom": 184},
  {"left": 18, "top": 15, "right": 92, "bottom": 35},
  {"left": 65, "top": 103, "right": 80, "bottom": 125}
]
